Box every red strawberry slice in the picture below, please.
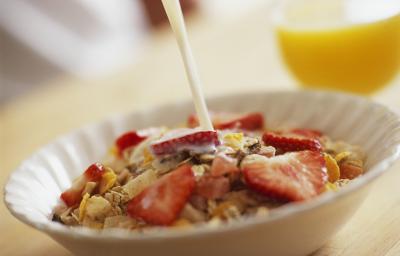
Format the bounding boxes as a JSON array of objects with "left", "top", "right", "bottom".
[
  {"left": 289, "top": 128, "right": 323, "bottom": 139},
  {"left": 127, "top": 164, "right": 195, "bottom": 225},
  {"left": 115, "top": 131, "right": 147, "bottom": 154},
  {"left": 195, "top": 175, "right": 230, "bottom": 200},
  {"left": 60, "top": 163, "right": 105, "bottom": 207},
  {"left": 150, "top": 129, "right": 220, "bottom": 156},
  {"left": 60, "top": 188, "right": 84, "bottom": 207},
  {"left": 242, "top": 151, "right": 327, "bottom": 202},
  {"left": 83, "top": 162, "right": 105, "bottom": 181},
  {"left": 210, "top": 154, "right": 239, "bottom": 177},
  {"left": 263, "top": 132, "right": 322, "bottom": 153},
  {"left": 188, "top": 112, "right": 264, "bottom": 130}
]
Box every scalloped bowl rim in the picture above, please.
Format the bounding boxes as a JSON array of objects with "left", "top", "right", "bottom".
[{"left": 4, "top": 90, "right": 400, "bottom": 241}]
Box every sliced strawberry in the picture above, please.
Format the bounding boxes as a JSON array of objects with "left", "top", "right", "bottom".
[
  {"left": 188, "top": 112, "right": 264, "bottom": 130},
  {"left": 195, "top": 175, "right": 230, "bottom": 200},
  {"left": 263, "top": 132, "right": 322, "bottom": 153},
  {"left": 127, "top": 164, "right": 195, "bottom": 225},
  {"left": 84, "top": 162, "right": 105, "bottom": 181},
  {"left": 242, "top": 151, "right": 327, "bottom": 202},
  {"left": 60, "top": 189, "right": 82, "bottom": 207},
  {"left": 60, "top": 163, "right": 105, "bottom": 207},
  {"left": 150, "top": 129, "right": 220, "bottom": 156},
  {"left": 210, "top": 154, "right": 239, "bottom": 177},
  {"left": 115, "top": 131, "right": 147, "bottom": 154},
  {"left": 286, "top": 128, "right": 323, "bottom": 140}
]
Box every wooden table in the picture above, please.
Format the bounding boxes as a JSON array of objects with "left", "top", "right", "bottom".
[{"left": 1, "top": 5, "right": 400, "bottom": 256}]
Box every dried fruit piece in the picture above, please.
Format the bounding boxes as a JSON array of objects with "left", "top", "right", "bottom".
[
  {"left": 324, "top": 153, "right": 340, "bottom": 183},
  {"left": 150, "top": 129, "right": 220, "bottom": 156},
  {"left": 340, "top": 162, "right": 364, "bottom": 179},
  {"left": 262, "top": 132, "right": 322, "bottom": 153},
  {"left": 242, "top": 151, "right": 327, "bottom": 201},
  {"left": 127, "top": 164, "right": 195, "bottom": 225},
  {"left": 188, "top": 112, "right": 264, "bottom": 130}
]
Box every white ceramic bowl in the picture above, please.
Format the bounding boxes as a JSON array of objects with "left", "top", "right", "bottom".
[{"left": 4, "top": 91, "right": 400, "bottom": 256}]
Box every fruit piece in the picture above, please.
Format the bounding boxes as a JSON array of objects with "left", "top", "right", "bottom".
[
  {"left": 195, "top": 175, "right": 230, "bottom": 199},
  {"left": 289, "top": 129, "right": 322, "bottom": 139},
  {"left": 84, "top": 163, "right": 105, "bottom": 181},
  {"left": 60, "top": 163, "right": 105, "bottom": 207},
  {"left": 127, "top": 164, "right": 195, "bottom": 225},
  {"left": 115, "top": 131, "right": 147, "bottom": 154},
  {"left": 339, "top": 162, "right": 363, "bottom": 179},
  {"left": 210, "top": 154, "right": 239, "bottom": 177},
  {"left": 60, "top": 188, "right": 83, "bottom": 208},
  {"left": 262, "top": 132, "right": 322, "bottom": 153},
  {"left": 324, "top": 153, "right": 340, "bottom": 183},
  {"left": 242, "top": 151, "right": 327, "bottom": 201},
  {"left": 150, "top": 129, "right": 220, "bottom": 156},
  {"left": 98, "top": 167, "right": 117, "bottom": 194},
  {"left": 188, "top": 112, "right": 264, "bottom": 130}
]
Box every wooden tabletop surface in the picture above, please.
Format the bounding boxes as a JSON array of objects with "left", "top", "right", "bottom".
[{"left": 1, "top": 5, "right": 400, "bottom": 256}]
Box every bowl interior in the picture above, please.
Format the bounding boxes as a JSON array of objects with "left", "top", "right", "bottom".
[{"left": 4, "top": 90, "right": 400, "bottom": 238}]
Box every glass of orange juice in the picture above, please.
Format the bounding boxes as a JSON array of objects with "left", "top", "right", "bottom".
[{"left": 272, "top": 0, "right": 400, "bottom": 95}]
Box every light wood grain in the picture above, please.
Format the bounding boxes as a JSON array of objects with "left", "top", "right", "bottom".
[{"left": 1, "top": 5, "right": 400, "bottom": 256}]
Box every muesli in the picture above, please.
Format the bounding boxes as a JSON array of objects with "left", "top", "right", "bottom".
[{"left": 53, "top": 112, "right": 364, "bottom": 230}]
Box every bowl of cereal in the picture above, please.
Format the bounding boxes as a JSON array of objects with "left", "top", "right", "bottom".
[{"left": 4, "top": 90, "right": 400, "bottom": 256}]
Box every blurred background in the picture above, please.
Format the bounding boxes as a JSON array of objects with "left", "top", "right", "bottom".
[{"left": 0, "top": 0, "right": 272, "bottom": 104}]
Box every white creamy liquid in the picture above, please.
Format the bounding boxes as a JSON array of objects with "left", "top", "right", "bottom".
[{"left": 161, "top": 0, "right": 214, "bottom": 131}]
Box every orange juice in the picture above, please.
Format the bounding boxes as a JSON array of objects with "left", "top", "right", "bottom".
[{"left": 276, "top": 4, "right": 400, "bottom": 94}]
